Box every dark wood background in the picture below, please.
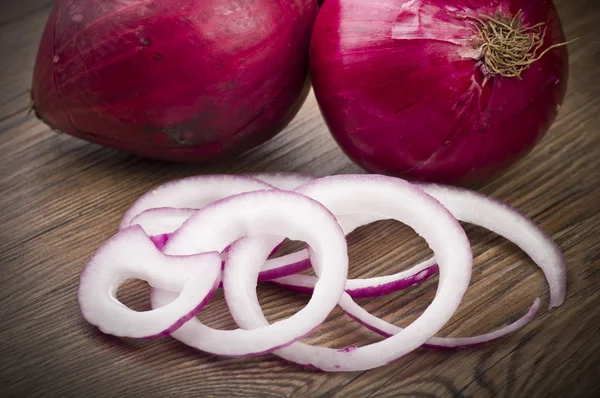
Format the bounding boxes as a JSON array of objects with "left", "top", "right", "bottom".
[{"left": 1, "top": 0, "right": 598, "bottom": 396}]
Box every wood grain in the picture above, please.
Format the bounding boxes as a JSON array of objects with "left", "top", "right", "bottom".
[{"left": 1, "top": 0, "right": 599, "bottom": 397}]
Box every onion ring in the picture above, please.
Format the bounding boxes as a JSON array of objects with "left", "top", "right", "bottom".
[
  {"left": 77, "top": 226, "right": 222, "bottom": 339},
  {"left": 222, "top": 175, "right": 472, "bottom": 371},
  {"left": 152, "top": 190, "right": 349, "bottom": 357},
  {"left": 119, "top": 175, "right": 274, "bottom": 230},
  {"left": 418, "top": 184, "right": 566, "bottom": 309},
  {"left": 273, "top": 183, "right": 565, "bottom": 306}
]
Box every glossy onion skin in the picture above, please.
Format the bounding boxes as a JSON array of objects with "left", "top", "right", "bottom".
[
  {"left": 310, "top": 0, "right": 568, "bottom": 185},
  {"left": 32, "top": 0, "right": 318, "bottom": 161}
]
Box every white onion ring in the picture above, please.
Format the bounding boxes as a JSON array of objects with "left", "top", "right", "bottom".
[
  {"left": 124, "top": 173, "right": 316, "bottom": 280},
  {"left": 266, "top": 182, "right": 564, "bottom": 351},
  {"left": 272, "top": 183, "right": 565, "bottom": 306},
  {"left": 345, "top": 296, "right": 542, "bottom": 349},
  {"left": 273, "top": 272, "right": 541, "bottom": 349},
  {"left": 152, "top": 190, "right": 349, "bottom": 357},
  {"left": 77, "top": 226, "right": 222, "bottom": 339},
  {"left": 119, "top": 175, "right": 274, "bottom": 230},
  {"left": 418, "top": 183, "right": 566, "bottom": 309},
  {"left": 130, "top": 207, "right": 313, "bottom": 281},
  {"left": 123, "top": 172, "right": 433, "bottom": 293},
  {"left": 222, "top": 175, "right": 473, "bottom": 371}
]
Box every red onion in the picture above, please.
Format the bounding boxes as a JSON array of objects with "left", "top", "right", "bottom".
[
  {"left": 31, "top": 0, "right": 318, "bottom": 161},
  {"left": 310, "top": 0, "right": 569, "bottom": 184}
]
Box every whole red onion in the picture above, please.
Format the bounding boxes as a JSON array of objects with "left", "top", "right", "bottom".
[
  {"left": 32, "top": 0, "right": 318, "bottom": 161},
  {"left": 310, "top": 0, "right": 568, "bottom": 184}
]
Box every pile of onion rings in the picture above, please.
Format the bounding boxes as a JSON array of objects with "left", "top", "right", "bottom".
[{"left": 78, "top": 173, "right": 565, "bottom": 372}]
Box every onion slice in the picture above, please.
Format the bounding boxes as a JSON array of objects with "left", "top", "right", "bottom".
[
  {"left": 123, "top": 172, "right": 394, "bottom": 286},
  {"left": 129, "top": 206, "right": 390, "bottom": 285},
  {"left": 122, "top": 173, "right": 314, "bottom": 232},
  {"left": 273, "top": 183, "right": 565, "bottom": 306},
  {"left": 119, "top": 175, "right": 274, "bottom": 230},
  {"left": 223, "top": 175, "right": 472, "bottom": 371},
  {"left": 268, "top": 182, "right": 562, "bottom": 352},
  {"left": 345, "top": 296, "right": 542, "bottom": 349},
  {"left": 77, "top": 226, "right": 222, "bottom": 339},
  {"left": 273, "top": 272, "right": 541, "bottom": 349},
  {"left": 124, "top": 173, "right": 316, "bottom": 279},
  {"left": 77, "top": 172, "right": 565, "bottom": 372},
  {"left": 130, "top": 207, "right": 197, "bottom": 237},
  {"left": 417, "top": 184, "right": 566, "bottom": 309},
  {"left": 131, "top": 207, "right": 313, "bottom": 281},
  {"left": 152, "top": 189, "right": 349, "bottom": 357}
]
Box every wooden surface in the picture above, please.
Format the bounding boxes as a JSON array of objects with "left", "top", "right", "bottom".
[{"left": 1, "top": 1, "right": 599, "bottom": 396}]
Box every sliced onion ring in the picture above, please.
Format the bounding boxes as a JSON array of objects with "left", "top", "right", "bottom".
[
  {"left": 273, "top": 272, "right": 541, "bottom": 349},
  {"left": 124, "top": 173, "right": 316, "bottom": 279},
  {"left": 251, "top": 174, "right": 446, "bottom": 297},
  {"left": 130, "top": 207, "right": 197, "bottom": 237},
  {"left": 267, "top": 181, "right": 563, "bottom": 352},
  {"left": 417, "top": 184, "right": 566, "bottom": 309},
  {"left": 78, "top": 171, "right": 566, "bottom": 372},
  {"left": 272, "top": 183, "right": 565, "bottom": 306},
  {"left": 122, "top": 173, "right": 315, "bottom": 232},
  {"left": 223, "top": 175, "right": 473, "bottom": 371},
  {"left": 77, "top": 226, "right": 222, "bottom": 339},
  {"left": 130, "top": 207, "right": 313, "bottom": 281},
  {"left": 119, "top": 175, "right": 274, "bottom": 230},
  {"left": 153, "top": 189, "right": 349, "bottom": 357},
  {"left": 346, "top": 296, "right": 542, "bottom": 349},
  {"left": 124, "top": 172, "right": 414, "bottom": 289},
  {"left": 131, "top": 204, "right": 435, "bottom": 293}
]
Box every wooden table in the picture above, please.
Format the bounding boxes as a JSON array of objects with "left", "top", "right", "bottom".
[{"left": 1, "top": 1, "right": 598, "bottom": 396}]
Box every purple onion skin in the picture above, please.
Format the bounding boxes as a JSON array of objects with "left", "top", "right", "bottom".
[
  {"left": 149, "top": 233, "right": 171, "bottom": 251},
  {"left": 310, "top": 0, "right": 569, "bottom": 185},
  {"left": 32, "top": 0, "right": 317, "bottom": 162},
  {"left": 257, "top": 259, "right": 313, "bottom": 282}
]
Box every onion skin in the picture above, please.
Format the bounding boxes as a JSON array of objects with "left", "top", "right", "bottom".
[
  {"left": 31, "top": 0, "right": 317, "bottom": 161},
  {"left": 310, "top": 0, "right": 569, "bottom": 185}
]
